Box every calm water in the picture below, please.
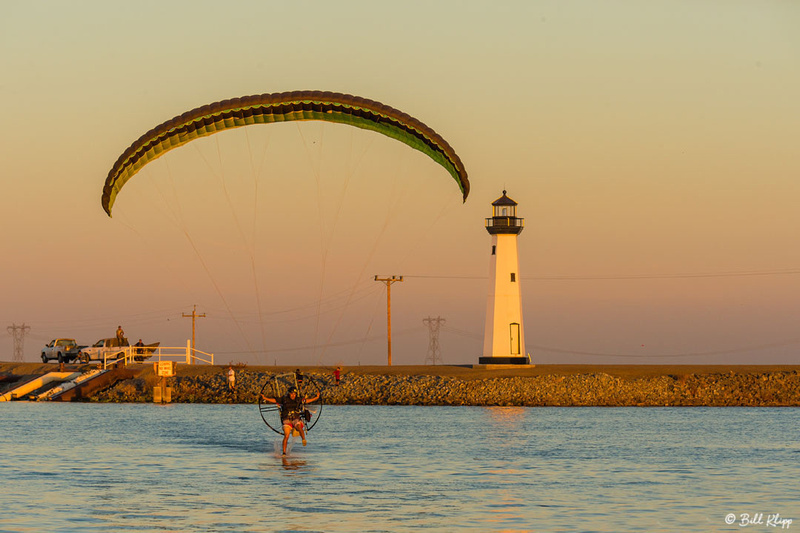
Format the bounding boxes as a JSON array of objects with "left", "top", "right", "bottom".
[{"left": 1, "top": 404, "right": 798, "bottom": 532}]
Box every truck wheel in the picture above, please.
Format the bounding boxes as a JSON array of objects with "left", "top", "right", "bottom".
[
  {"left": 57, "top": 353, "right": 64, "bottom": 364},
  {"left": 82, "top": 354, "right": 90, "bottom": 364},
  {"left": 42, "top": 353, "right": 48, "bottom": 363}
]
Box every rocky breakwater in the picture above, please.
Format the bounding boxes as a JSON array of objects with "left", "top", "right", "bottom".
[{"left": 91, "top": 369, "right": 800, "bottom": 406}]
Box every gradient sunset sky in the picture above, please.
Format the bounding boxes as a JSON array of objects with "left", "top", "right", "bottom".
[{"left": 2, "top": 1, "right": 799, "bottom": 365}]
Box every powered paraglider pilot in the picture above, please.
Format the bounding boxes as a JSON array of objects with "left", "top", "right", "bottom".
[{"left": 262, "top": 386, "right": 320, "bottom": 455}]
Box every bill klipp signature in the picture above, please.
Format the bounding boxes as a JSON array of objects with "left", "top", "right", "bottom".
[{"left": 726, "top": 513, "right": 793, "bottom": 529}]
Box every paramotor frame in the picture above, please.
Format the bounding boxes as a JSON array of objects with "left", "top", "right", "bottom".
[{"left": 258, "top": 372, "right": 324, "bottom": 435}]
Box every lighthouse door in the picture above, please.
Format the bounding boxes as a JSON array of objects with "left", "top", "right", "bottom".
[{"left": 509, "top": 323, "right": 521, "bottom": 355}]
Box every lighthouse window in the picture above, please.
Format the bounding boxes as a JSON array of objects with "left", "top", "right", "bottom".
[
  {"left": 501, "top": 207, "right": 507, "bottom": 216},
  {"left": 510, "top": 273, "right": 516, "bottom": 282},
  {"left": 491, "top": 245, "right": 496, "bottom": 255}
]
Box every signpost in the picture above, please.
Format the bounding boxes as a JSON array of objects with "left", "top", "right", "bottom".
[{"left": 153, "top": 361, "right": 176, "bottom": 403}]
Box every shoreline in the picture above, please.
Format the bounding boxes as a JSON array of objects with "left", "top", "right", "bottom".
[{"left": 3, "top": 362, "right": 800, "bottom": 406}]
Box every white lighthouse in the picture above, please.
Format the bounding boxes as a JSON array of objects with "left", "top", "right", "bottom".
[{"left": 480, "top": 191, "right": 530, "bottom": 365}]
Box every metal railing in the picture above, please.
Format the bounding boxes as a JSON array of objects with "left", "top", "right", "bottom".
[
  {"left": 485, "top": 217, "right": 524, "bottom": 228},
  {"left": 102, "top": 342, "right": 214, "bottom": 369}
]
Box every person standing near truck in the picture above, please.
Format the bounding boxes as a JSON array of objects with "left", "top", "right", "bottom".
[{"left": 116, "top": 326, "right": 125, "bottom": 345}]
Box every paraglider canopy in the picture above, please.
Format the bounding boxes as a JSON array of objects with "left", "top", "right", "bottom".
[{"left": 102, "top": 91, "right": 470, "bottom": 216}]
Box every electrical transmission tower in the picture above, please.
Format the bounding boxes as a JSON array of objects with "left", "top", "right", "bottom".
[
  {"left": 423, "top": 316, "right": 445, "bottom": 365},
  {"left": 7, "top": 323, "right": 31, "bottom": 362}
]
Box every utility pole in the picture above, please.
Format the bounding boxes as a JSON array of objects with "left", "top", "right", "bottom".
[
  {"left": 182, "top": 305, "right": 206, "bottom": 364},
  {"left": 7, "top": 323, "right": 31, "bottom": 363},
  {"left": 374, "top": 276, "right": 403, "bottom": 366},
  {"left": 423, "top": 316, "right": 445, "bottom": 365}
]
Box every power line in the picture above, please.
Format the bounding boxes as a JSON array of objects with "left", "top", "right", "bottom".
[
  {"left": 30, "top": 306, "right": 191, "bottom": 328},
  {"left": 405, "top": 268, "right": 800, "bottom": 281},
  {"left": 529, "top": 336, "right": 800, "bottom": 358},
  {"left": 216, "top": 325, "right": 421, "bottom": 355},
  {"left": 528, "top": 268, "right": 800, "bottom": 281},
  {"left": 442, "top": 324, "right": 482, "bottom": 340},
  {"left": 440, "top": 325, "right": 800, "bottom": 358},
  {"left": 200, "top": 284, "right": 382, "bottom": 325}
]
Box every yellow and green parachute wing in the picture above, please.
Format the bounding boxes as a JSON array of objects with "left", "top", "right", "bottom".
[{"left": 102, "top": 90, "right": 469, "bottom": 216}]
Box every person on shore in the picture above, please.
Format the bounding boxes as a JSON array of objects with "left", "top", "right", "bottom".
[
  {"left": 227, "top": 365, "right": 236, "bottom": 391},
  {"left": 116, "top": 326, "right": 125, "bottom": 345},
  {"left": 333, "top": 366, "right": 341, "bottom": 386},
  {"left": 295, "top": 369, "right": 304, "bottom": 387},
  {"left": 261, "top": 386, "right": 320, "bottom": 455},
  {"left": 134, "top": 339, "right": 144, "bottom": 355}
]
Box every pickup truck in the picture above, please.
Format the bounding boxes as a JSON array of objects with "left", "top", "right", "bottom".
[
  {"left": 41, "top": 339, "right": 85, "bottom": 363},
  {"left": 79, "top": 337, "right": 160, "bottom": 363}
]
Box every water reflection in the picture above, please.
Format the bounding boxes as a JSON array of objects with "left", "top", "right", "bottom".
[
  {"left": 483, "top": 490, "right": 531, "bottom": 532},
  {"left": 281, "top": 457, "right": 307, "bottom": 470},
  {"left": 484, "top": 406, "right": 528, "bottom": 429}
]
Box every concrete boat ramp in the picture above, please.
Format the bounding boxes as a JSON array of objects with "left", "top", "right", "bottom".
[{"left": 1, "top": 365, "right": 140, "bottom": 402}]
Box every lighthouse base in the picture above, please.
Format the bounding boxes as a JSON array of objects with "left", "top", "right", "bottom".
[{"left": 478, "top": 356, "right": 530, "bottom": 365}]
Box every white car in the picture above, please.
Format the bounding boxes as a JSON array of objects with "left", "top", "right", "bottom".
[
  {"left": 78, "top": 338, "right": 127, "bottom": 363},
  {"left": 41, "top": 339, "right": 84, "bottom": 363},
  {"left": 78, "top": 338, "right": 159, "bottom": 363}
]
